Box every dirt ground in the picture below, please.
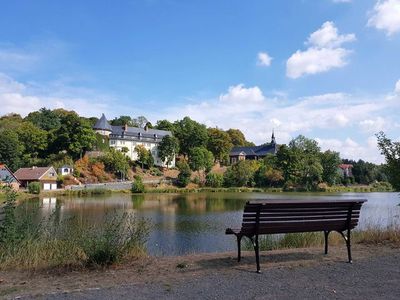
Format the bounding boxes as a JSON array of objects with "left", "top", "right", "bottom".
[{"left": 0, "top": 244, "right": 399, "bottom": 299}]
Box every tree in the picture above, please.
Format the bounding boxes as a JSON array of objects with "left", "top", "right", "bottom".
[
  {"left": 110, "top": 116, "right": 134, "bottom": 126},
  {"left": 320, "top": 150, "right": 341, "bottom": 186},
  {"left": 223, "top": 160, "right": 260, "bottom": 187},
  {"left": 131, "top": 175, "right": 145, "bottom": 193},
  {"left": 176, "top": 161, "right": 191, "bottom": 187},
  {"left": 135, "top": 145, "right": 149, "bottom": 169},
  {"left": 155, "top": 119, "right": 175, "bottom": 132},
  {"left": 205, "top": 172, "right": 224, "bottom": 187},
  {"left": 226, "top": 129, "right": 255, "bottom": 147},
  {"left": 101, "top": 148, "right": 130, "bottom": 176},
  {"left": 17, "top": 121, "right": 48, "bottom": 161},
  {"left": 207, "top": 128, "right": 233, "bottom": 164},
  {"left": 0, "top": 129, "right": 24, "bottom": 171},
  {"left": 188, "top": 147, "right": 214, "bottom": 174},
  {"left": 25, "top": 108, "right": 61, "bottom": 131},
  {"left": 173, "top": 117, "right": 208, "bottom": 157},
  {"left": 133, "top": 116, "right": 149, "bottom": 128},
  {"left": 158, "top": 135, "right": 179, "bottom": 168},
  {"left": 0, "top": 113, "right": 23, "bottom": 130},
  {"left": 376, "top": 132, "right": 400, "bottom": 190}
]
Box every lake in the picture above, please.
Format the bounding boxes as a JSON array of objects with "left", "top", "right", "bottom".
[{"left": 28, "top": 192, "right": 400, "bottom": 256}]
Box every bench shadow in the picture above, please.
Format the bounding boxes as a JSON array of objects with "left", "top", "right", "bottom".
[{"left": 195, "top": 250, "right": 323, "bottom": 273}]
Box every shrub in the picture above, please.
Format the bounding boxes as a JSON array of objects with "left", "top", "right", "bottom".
[
  {"left": 371, "top": 181, "right": 393, "bottom": 191},
  {"left": 131, "top": 175, "right": 145, "bottom": 193},
  {"left": 149, "top": 167, "right": 163, "bottom": 177},
  {"left": 205, "top": 173, "right": 224, "bottom": 188},
  {"left": 176, "top": 161, "right": 191, "bottom": 187},
  {"left": 28, "top": 182, "right": 41, "bottom": 194}
]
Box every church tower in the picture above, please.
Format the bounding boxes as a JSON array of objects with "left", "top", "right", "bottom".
[{"left": 271, "top": 129, "right": 276, "bottom": 145}]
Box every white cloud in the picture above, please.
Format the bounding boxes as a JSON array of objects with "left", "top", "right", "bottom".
[
  {"left": 307, "top": 21, "right": 356, "bottom": 48},
  {"left": 219, "top": 84, "right": 265, "bottom": 103},
  {"left": 368, "top": 0, "right": 400, "bottom": 36},
  {"left": 257, "top": 52, "right": 272, "bottom": 66},
  {"left": 286, "top": 22, "right": 355, "bottom": 79},
  {"left": 395, "top": 79, "right": 400, "bottom": 93},
  {"left": 359, "top": 117, "right": 387, "bottom": 132},
  {"left": 0, "top": 73, "right": 113, "bottom": 117}
]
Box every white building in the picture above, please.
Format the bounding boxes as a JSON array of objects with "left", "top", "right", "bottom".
[{"left": 93, "top": 114, "right": 175, "bottom": 168}]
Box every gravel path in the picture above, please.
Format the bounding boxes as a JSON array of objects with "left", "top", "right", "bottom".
[{"left": 18, "top": 247, "right": 400, "bottom": 300}]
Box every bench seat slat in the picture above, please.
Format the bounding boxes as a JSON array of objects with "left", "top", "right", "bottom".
[
  {"left": 242, "top": 215, "right": 359, "bottom": 222},
  {"left": 244, "top": 205, "right": 362, "bottom": 213}
]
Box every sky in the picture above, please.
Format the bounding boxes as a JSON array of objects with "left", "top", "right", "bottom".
[{"left": 0, "top": 0, "right": 400, "bottom": 163}]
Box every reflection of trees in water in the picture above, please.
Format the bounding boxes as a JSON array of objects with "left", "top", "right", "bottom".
[{"left": 130, "top": 193, "right": 248, "bottom": 214}]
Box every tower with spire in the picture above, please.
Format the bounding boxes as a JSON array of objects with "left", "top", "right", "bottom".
[{"left": 271, "top": 129, "right": 276, "bottom": 145}]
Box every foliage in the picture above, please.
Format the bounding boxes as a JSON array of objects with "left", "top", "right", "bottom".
[
  {"left": 149, "top": 167, "right": 163, "bottom": 176},
  {"left": 28, "top": 182, "right": 41, "bottom": 194},
  {"left": 226, "top": 129, "right": 255, "bottom": 147},
  {"left": 110, "top": 115, "right": 135, "bottom": 126},
  {"left": 188, "top": 147, "right": 214, "bottom": 173},
  {"left": 176, "top": 161, "right": 191, "bottom": 187},
  {"left": 0, "top": 129, "right": 24, "bottom": 171},
  {"left": 158, "top": 135, "right": 179, "bottom": 168},
  {"left": 101, "top": 148, "right": 130, "bottom": 176},
  {"left": 131, "top": 175, "right": 145, "bottom": 193},
  {"left": 207, "top": 128, "right": 233, "bottom": 164},
  {"left": 320, "top": 150, "right": 341, "bottom": 185},
  {"left": 134, "top": 145, "right": 153, "bottom": 169},
  {"left": 376, "top": 132, "right": 400, "bottom": 190},
  {"left": 17, "top": 121, "right": 48, "bottom": 161},
  {"left": 173, "top": 117, "right": 208, "bottom": 157},
  {"left": 342, "top": 158, "right": 388, "bottom": 185},
  {"left": 205, "top": 172, "right": 224, "bottom": 187},
  {"left": 25, "top": 108, "right": 61, "bottom": 131},
  {"left": 224, "top": 160, "right": 260, "bottom": 187},
  {"left": 155, "top": 119, "right": 175, "bottom": 132}
]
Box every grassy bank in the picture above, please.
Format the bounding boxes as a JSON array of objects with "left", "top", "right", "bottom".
[{"left": 0, "top": 189, "right": 150, "bottom": 271}]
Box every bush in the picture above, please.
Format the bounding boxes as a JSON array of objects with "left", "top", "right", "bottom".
[
  {"left": 371, "top": 181, "right": 393, "bottom": 191},
  {"left": 28, "top": 182, "right": 41, "bottom": 194},
  {"left": 149, "top": 167, "right": 163, "bottom": 177},
  {"left": 205, "top": 173, "right": 224, "bottom": 188},
  {"left": 131, "top": 175, "right": 145, "bottom": 193},
  {"left": 176, "top": 161, "right": 191, "bottom": 188}
]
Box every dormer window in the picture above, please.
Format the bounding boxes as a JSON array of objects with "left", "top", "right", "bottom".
[{"left": 154, "top": 133, "right": 157, "bottom": 140}]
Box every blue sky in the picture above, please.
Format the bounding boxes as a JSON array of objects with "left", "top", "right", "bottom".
[{"left": 1, "top": 0, "right": 399, "bottom": 163}]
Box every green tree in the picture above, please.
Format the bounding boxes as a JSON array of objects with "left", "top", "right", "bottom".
[
  {"left": 110, "top": 116, "right": 134, "bottom": 126},
  {"left": 376, "top": 132, "right": 400, "bottom": 190},
  {"left": 101, "top": 148, "right": 130, "bottom": 176},
  {"left": 25, "top": 108, "right": 61, "bottom": 131},
  {"left": 131, "top": 175, "right": 145, "bottom": 193},
  {"left": 320, "top": 150, "right": 341, "bottom": 185},
  {"left": 207, "top": 128, "right": 233, "bottom": 164},
  {"left": 223, "top": 160, "right": 260, "bottom": 187},
  {"left": 226, "top": 129, "right": 255, "bottom": 147},
  {"left": 173, "top": 117, "right": 208, "bottom": 157},
  {"left": 0, "top": 113, "right": 23, "bottom": 130},
  {"left": 0, "top": 129, "right": 24, "bottom": 171},
  {"left": 176, "top": 161, "right": 191, "bottom": 187},
  {"left": 155, "top": 119, "right": 175, "bottom": 132},
  {"left": 133, "top": 116, "right": 149, "bottom": 128},
  {"left": 135, "top": 145, "right": 149, "bottom": 169},
  {"left": 28, "top": 182, "right": 41, "bottom": 194},
  {"left": 188, "top": 147, "right": 214, "bottom": 174},
  {"left": 158, "top": 135, "right": 179, "bottom": 168},
  {"left": 17, "top": 121, "right": 48, "bottom": 161},
  {"left": 205, "top": 172, "right": 224, "bottom": 187}
]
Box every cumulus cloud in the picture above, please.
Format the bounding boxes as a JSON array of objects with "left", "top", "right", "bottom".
[
  {"left": 395, "top": 79, "right": 400, "bottom": 93},
  {"left": 0, "top": 73, "right": 112, "bottom": 117},
  {"left": 368, "top": 0, "right": 400, "bottom": 36},
  {"left": 257, "top": 52, "right": 272, "bottom": 67},
  {"left": 286, "top": 22, "right": 356, "bottom": 79}
]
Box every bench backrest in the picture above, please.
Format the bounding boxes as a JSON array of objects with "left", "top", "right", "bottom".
[{"left": 240, "top": 199, "right": 367, "bottom": 235}]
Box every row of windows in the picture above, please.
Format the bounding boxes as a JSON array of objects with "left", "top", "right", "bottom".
[{"left": 110, "top": 140, "right": 154, "bottom": 147}]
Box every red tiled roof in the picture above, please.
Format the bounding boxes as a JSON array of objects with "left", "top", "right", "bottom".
[
  {"left": 14, "top": 167, "right": 53, "bottom": 180},
  {"left": 339, "top": 164, "right": 353, "bottom": 169}
]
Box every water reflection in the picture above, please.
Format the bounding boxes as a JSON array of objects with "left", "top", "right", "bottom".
[{"left": 19, "top": 192, "right": 400, "bottom": 256}]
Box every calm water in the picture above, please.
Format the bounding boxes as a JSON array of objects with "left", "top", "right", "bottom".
[{"left": 26, "top": 192, "right": 400, "bottom": 256}]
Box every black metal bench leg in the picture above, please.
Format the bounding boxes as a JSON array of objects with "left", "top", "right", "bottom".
[
  {"left": 338, "top": 230, "right": 352, "bottom": 263},
  {"left": 346, "top": 229, "right": 352, "bottom": 263},
  {"left": 254, "top": 235, "right": 261, "bottom": 273},
  {"left": 324, "top": 231, "right": 330, "bottom": 254},
  {"left": 237, "top": 235, "right": 242, "bottom": 262}
]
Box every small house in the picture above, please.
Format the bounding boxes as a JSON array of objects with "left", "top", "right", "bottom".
[
  {"left": 339, "top": 164, "right": 353, "bottom": 178},
  {"left": 58, "top": 165, "right": 74, "bottom": 176},
  {"left": 0, "top": 164, "right": 20, "bottom": 190},
  {"left": 14, "top": 166, "right": 58, "bottom": 190}
]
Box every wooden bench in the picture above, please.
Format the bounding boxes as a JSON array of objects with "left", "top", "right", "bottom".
[{"left": 226, "top": 199, "right": 367, "bottom": 272}]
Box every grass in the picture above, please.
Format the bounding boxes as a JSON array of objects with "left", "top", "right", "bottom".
[
  {"left": 0, "top": 189, "right": 150, "bottom": 271},
  {"left": 243, "top": 227, "right": 400, "bottom": 252}
]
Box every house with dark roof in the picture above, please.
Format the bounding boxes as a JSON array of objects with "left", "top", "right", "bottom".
[
  {"left": 94, "top": 114, "right": 175, "bottom": 167},
  {"left": 14, "top": 166, "right": 58, "bottom": 190},
  {"left": 0, "top": 164, "right": 20, "bottom": 190},
  {"left": 229, "top": 132, "right": 278, "bottom": 164}
]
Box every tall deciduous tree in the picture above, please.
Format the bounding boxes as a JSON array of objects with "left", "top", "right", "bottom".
[
  {"left": 320, "top": 150, "right": 341, "bottom": 185},
  {"left": 25, "top": 108, "right": 61, "bottom": 131},
  {"left": 155, "top": 119, "right": 175, "bottom": 132},
  {"left": 158, "top": 135, "right": 179, "bottom": 168},
  {"left": 207, "top": 128, "right": 233, "bottom": 164},
  {"left": 226, "top": 129, "right": 255, "bottom": 147},
  {"left": 188, "top": 147, "right": 214, "bottom": 174},
  {"left": 173, "top": 117, "right": 208, "bottom": 157},
  {"left": 0, "top": 130, "right": 24, "bottom": 171},
  {"left": 376, "top": 132, "right": 400, "bottom": 190}
]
